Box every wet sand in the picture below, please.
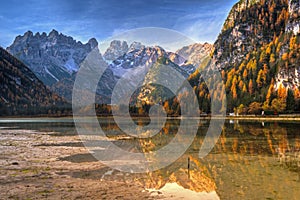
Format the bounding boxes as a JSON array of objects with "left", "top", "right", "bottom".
[{"left": 0, "top": 128, "right": 157, "bottom": 200}]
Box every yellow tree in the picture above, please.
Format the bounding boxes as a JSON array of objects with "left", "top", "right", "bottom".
[
  {"left": 282, "top": 53, "right": 288, "bottom": 61},
  {"left": 266, "top": 79, "right": 275, "bottom": 103},
  {"left": 243, "top": 69, "right": 248, "bottom": 80},
  {"left": 238, "top": 80, "right": 244, "bottom": 90},
  {"left": 256, "top": 69, "right": 264, "bottom": 88},
  {"left": 277, "top": 83, "right": 287, "bottom": 102},
  {"left": 266, "top": 45, "right": 272, "bottom": 55},
  {"left": 231, "top": 82, "right": 238, "bottom": 99},
  {"left": 251, "top": 60, "right": 257, "bottom": 75},
  {"left": 163, "top": 101, "right": 170, "bottom": 114},
  {"left": 290, "top": 35, "right": 297, "bottom": 50},
  {"left": 269, "top": 53, "right": 276, "bottom": 63},
  {"left": 295, "top": 87, "right": 300, "bottom": 99},
  {"left": 231, "top": 76, "right": 238, "bottom": 99},
  {"left": 249, "top": 79, "right": 254, "bottom": 95},
  {"left": 242, "top": 84, "right": 247, "bottom": 93}
]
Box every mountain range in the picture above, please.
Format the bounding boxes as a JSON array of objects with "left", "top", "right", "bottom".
[
  {"left": 7, "top": 32, "right": 210, "bottom": 104},
  {"left": 1, "top": 0, "right": 300, "bottom": 115},
  {"left": 7, "top": 30, "right": 98, "bottom": 86}
]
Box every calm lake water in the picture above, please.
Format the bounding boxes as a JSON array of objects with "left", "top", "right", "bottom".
[{"left": 1, "top": 117, "right": 300, "bottom": 199}]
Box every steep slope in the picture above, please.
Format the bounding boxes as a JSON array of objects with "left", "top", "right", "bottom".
[
  {"left": 51, "top": 50, "right": 113, "bottom": 103},
  {"left": 0, "top": 47, "right": 68, "bottom": 116},
  {"left": 213, "top": 0, "right": 290, "bottom": 69},
  {"left": 190, "top": 0, "right": 300, "bottom": 114},
  {"left": 7, "top": 30, "right": 98, "bottom": 86},
  {"left": 175, "top": 43, "right": 213, "bottom": 67}
]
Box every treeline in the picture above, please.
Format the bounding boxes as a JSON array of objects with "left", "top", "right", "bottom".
[{"left": 0, "top": 104, "right": 72, "bottom": 116}]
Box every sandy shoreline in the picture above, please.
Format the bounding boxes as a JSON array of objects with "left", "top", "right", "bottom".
[
  {"left": 0, "top": 128, "right": 158, "bottom": 200},
  {"left": 0, "top": 127, "right": 219, "bottom": 200}
]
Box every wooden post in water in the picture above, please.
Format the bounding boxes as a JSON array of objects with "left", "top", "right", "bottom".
[{"left": 188, "top": 157, "right": 190, "bottom": 179}]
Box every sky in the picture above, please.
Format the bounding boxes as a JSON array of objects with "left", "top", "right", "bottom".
[{"left": 0, "top": 0, "right": 237, "bottom": 48}]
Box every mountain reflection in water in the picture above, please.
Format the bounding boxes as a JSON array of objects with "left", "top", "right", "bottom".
[{"left": 1, "top": 118, "right": 300, "bottom": 199}]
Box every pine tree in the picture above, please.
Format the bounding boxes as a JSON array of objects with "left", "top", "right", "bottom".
[{"left": 286, "top": 89, "right": 295, "bottom": 112}]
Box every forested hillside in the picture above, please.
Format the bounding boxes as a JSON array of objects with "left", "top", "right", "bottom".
[
  {"left": 187, "top": 0, "right": 300, "bottom": 115},
  {"left": 0, "top": 47, "right": 70, "bottom": 116}
]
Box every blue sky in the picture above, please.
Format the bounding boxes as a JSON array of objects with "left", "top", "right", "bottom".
[{"left": 0, "top": 0, "right": 237, "bottom": 48}]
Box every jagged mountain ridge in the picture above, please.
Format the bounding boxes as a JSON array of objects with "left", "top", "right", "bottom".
[
  {"left": 6, "top": 31, "right": 208, "bottom": 103},
  {"left": 52, "top": 40, "right": 210, "bottom": 103},
  {"left": 108, "top": 43, "right": 193, "bottom": 78},
  {"left": 7, "top": 30, "right": 98, "bottom": 86}
]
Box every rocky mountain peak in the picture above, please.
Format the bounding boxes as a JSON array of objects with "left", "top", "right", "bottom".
[
  {"left": 24, "top": 30, "right": 33, "bottom": 38},
  {"left": 7, "top": 30, "right": 99, "bottom": 86},
  {"left": 49, "top": 29, "right": 59, "bottom": 38},
  {"left": 222, "top": 0, "right": 260, "bottom": 32},
  {"left": 14, "top": 31, "right": 33, "bottom": 43},
  {"left": 103, "top": 40, "right": 129, "bottom": 61},
  {"left": 88, "top": 38, "right": 98, "bottom": 49},
  {"left": 128, "top": 42, "right": 145, "bottom": 52}
]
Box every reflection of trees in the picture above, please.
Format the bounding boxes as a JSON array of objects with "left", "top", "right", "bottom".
[
  {"left": 128, "top": 119, "right": 217, "bottom": 193},
  {"left": 214, "top": 121, "right": 300, "bottom": 156},
  {"left": 140, "top": 155, "right": 216, "bottom": 193},
  {"left": 264, "top": 125, "right": 289, "bottom": 155},
  {"left": 295, "top": 137, "right": 300, "bottom": 151},
  {"left": 99, "top": 119, "right": 299, "bottom": 158},
  {"left": 96, "top": 118, "right": 300, "bottom": 194}
]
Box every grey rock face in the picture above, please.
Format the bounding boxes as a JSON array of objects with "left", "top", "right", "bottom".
[
  {"left": 7, "top": 29, "right": 98, "bottom": 86},
  {"left": 175, "top": 43, "right": 212, "bottom": 67},
  {"left": 286, "top": 0, "right": 300, "bottom": 35},
  {"left": 108, "top": 44, "right": 195, "bottom": 79},
  {"left": 103, "top": 40, "right": 129, "bottom": 61}
]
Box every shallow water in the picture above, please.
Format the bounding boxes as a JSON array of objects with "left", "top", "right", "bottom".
[{"left": 0, "top": 118, "right": 300, "bottom": 199}]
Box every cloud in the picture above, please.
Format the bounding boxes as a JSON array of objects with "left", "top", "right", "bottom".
[
  {"left": 178, "top": 16, "right": 224, "bottom": 43},
  {"left": 173, "top": 5, "right": 233, "bottom": 43},
  {"left": 0, "top": 0, "right": 237, "bottom": 48}
]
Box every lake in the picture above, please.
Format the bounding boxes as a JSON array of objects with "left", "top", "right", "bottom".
[{"left": 0, "top": 117, "right": 299, "bottom": 199}]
